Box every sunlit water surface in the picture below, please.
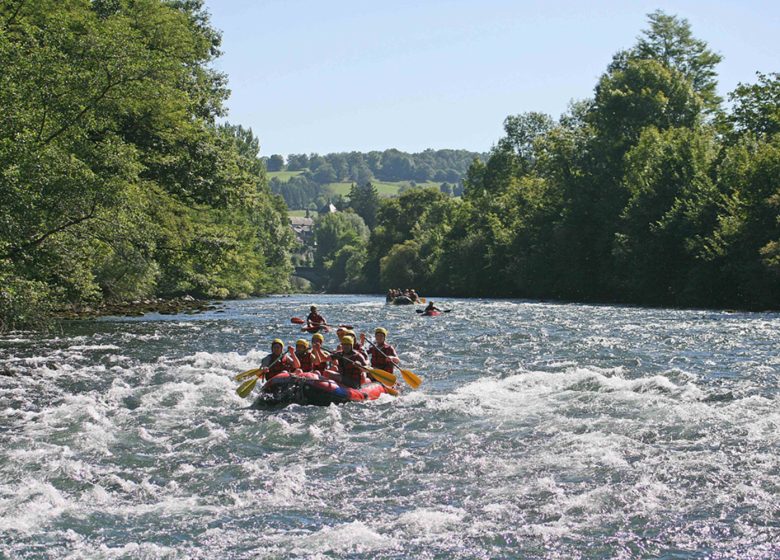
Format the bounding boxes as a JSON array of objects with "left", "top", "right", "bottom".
[{"left": 1, "top": 295, "right": 779, "bottom": 559}]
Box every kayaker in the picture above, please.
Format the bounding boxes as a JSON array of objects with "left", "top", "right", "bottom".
[
  {"left": 366, "top": 327, "right": 400, "bottom": 373},
  {"left": 290, "top": 338, "right": 314, "bottom": 372},
  {"left": 330, "top": 335, "right": 368, "bottom": 389},
  {"left": 424, "top": 301, "right": 441, "bottom": 313},
  {"left": 260, "top": 339, "right": 294, "bottom": 379},
  {"left": 306, "top": 305, "right": 327, "bottom": 330}
]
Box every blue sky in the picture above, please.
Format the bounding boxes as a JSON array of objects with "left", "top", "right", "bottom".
[{"left": 205, "top": 0, "right": 779, "bottom": 156}]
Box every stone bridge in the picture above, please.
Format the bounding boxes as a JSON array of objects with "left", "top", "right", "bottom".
[{"left": 293, "top": 267, "right": 325, "bottom": 289}]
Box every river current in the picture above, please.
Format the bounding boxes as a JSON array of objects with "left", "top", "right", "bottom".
[{"left": 1, "top": 295, "right": 778, "bottom": 559}]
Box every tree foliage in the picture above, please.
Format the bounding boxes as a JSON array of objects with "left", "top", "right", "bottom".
[{"left": 0, "top": 0, "right": 294, "bottom": 330}]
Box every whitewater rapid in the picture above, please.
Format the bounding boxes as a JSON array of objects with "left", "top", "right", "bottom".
[{"left": 1, "top": 295, "right": 778, "bottom": 558}]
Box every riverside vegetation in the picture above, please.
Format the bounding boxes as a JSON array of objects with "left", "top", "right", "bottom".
[
  {"left": 2, "top": 5, "right": 779, "bottom": 333},
  {"left": 310, "top": 12, "right": 780, "bottom": 311},
  {"left": 0, "top": 0, "right": 294, "bottom": 331}
]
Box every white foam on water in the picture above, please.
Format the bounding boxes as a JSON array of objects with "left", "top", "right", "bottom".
[
  {"left": 395, "top": 506, "right": 466, "bottom": 536},
  {"left": 288, "top": 520, "right": 392, "bottom": 556},
  {"left": 0, "top": 479, "right": 69, "bottom": 533},
  {"left": 64, "top": 541, "right": 181, "bottom": 560}
]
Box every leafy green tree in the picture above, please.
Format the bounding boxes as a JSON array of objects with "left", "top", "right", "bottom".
[
  {"left": 348, "top": 182, "right": 380, "bottom": 229},
  {"left": 703, "top": 136, "right": 780, "bottom": 307},
  {"left": 313, "top": 163, "right": 337, "bottom": 184},
  {"left": 0, "top": 0, "right": 294, "bottom": 329},
  {"left": 724, "top": 72, "right": 780, "bottom": 140},
  {"left": 499, "top": 112, "right": 554, "bottom": 174},
  {"left": 313, "top": 211, "right": 369, "bottom": 288},
  {"left": 625, "top": 10, "right": 723, "bottom": 114},
  {"left": 613, "top": 126, "right": 720, "bottom": 304},
  {"left": 266, "top": 154, "right": 285, "bottom": 172}
]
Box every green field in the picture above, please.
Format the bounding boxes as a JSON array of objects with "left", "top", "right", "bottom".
[
  {"left": 268, "top": 170, "right": 304, "bottom": 182},
  {"left": 325, "top": 180, "right": 444, "bottom": 197}
]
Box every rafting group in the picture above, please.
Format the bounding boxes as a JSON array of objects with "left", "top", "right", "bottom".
[
  {"left": 234, "top": 305, "right": 422, "bottom": 407},
  {"left": 386, "top": 288, "right": 422, "bottom": 305}
]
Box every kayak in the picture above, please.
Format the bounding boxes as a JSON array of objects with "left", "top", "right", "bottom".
[
  {"left": 252, "top": 371, "right": 394, "bottom": 407},
  {"left": 301, "top": 324, "right": 329, "bottom": 333},
  {"left": 422, "top": 310, "right": 442, "bottom": 316}
]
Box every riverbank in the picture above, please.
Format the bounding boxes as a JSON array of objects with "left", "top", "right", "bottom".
[{"left": 54, "top": 295, "right": 222, "bottom": 320}]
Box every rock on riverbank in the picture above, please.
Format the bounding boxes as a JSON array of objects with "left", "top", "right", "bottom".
[{"left": 56, "top": 296, "right": 222, "bottom": 319}]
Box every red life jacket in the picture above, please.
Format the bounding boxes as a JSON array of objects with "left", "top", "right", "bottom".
[
  {"left": 335, "top": 350, "right": 367, "bottom": 389},
  {"left": 263, "top": 353, "right": 292, "bottom": 379},
  {"left": 368, "top": 343, "right": 397, "bottom": 373},
  {"left": 307, "top": 312, "right": 325, "bottom": 325},
  {"left": 295, "top": 350, "right": 314, "bottom": 372}
]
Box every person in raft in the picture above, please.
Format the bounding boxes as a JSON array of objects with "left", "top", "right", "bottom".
[
  {"left": 366, "top": 327, "right": 400, "bottom": 373},
  {"left": 310, "top": 332, "right": 329, "bottom": 373},
  {"left": 328, "top": 335, "right": 369, "bottom": 389},
  {"left": 289, "top": 338, "right": 314, "bottom": 372},
  {"left": 336, "top": 328, "right": 368, "bottom": 359},
  {"left": 306, "top": 305, "right": 327, "bottom": 330},
  {"left": 260, "top": 338, "right": 294, "bottom": 379},
  {"left": 424, "top": 300, "right": 441, "bottom": 313}
]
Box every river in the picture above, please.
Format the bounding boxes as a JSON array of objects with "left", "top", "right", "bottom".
[{"left": 1, "top": 295, "right": 778, "bottom": 559}]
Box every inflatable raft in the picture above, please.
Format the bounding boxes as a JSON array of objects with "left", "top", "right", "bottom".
[{"left": 252, "top": 371, "right": 393, "bottom": 407}]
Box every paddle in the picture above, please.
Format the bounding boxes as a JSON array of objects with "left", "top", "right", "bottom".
[
  {"left": 234, "top": 368, "right": 262, "bottom": 381},
  {"left": 235, "top": 350, "right": 287, "bottom": 398},
  {"left": 290, "top": 317, "right": 353, "bottom": 329},
  {"left": 365, "top": 339, "right": 422, "bottom": 389},
  {"left": 321, "top": 347, "right": 398, "bottom": 393},
  {"left": 415, "top": 309, "right": 451, "bottom": 314}
]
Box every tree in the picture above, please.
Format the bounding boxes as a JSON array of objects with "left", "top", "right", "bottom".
[
  {"left": 312, "top": 163, "right": 337, "bottom": 184},
  {"left": 614, "top": 126, "right": 720, "bottom": 304},
  {"left": 267, "top": 154, "right": 285, "bottom": 172},
  {"left": 499, "top": 112, "right": 554, "bottom": 174},
  {"left": 725, "top": 72, "right": 780, "bottom": 140},
  {"left": 618, "top": 10, "right": 723, "bottom": 114},
  {"left": 348, "top": 182, "right": 380, "bottom": 230}
]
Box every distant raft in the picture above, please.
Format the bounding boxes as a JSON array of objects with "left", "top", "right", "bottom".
[
  {"left": 391, "top": 296, "right": 414, "bottom": 305},
  {"left": 252, "top": 371, "right": 394, "bottom": 407}
]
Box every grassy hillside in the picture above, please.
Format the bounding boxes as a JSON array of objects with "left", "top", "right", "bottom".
[
  {"left": 268, "top": 170, "right": 304, "bottom": 182},
  {"left": 326, "top": 180, "right": 444, "bottom": 197}
]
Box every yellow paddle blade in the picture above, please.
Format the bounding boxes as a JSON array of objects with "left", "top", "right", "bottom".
[
  {"left": 367, "top": 367, "right": 397, "bottom": 388},
  {"left": 236, "top": 376, "right": 258, "bottom": 398},
  {"left": 234, "top": 368, "right": 261, "bottom": 381},
  {"left": 384, "top": 386, "right": 399, "bottom": 397},
  {"left": 400, "top": 369, "right": 422, "bottom": 389}
]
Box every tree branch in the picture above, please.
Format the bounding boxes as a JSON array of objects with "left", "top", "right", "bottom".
[{"left": 2, "top": 202, "right": 98, "bottom": 261}]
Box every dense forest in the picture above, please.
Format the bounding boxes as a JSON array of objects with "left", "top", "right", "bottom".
[
  {"left": 268, "top": 148, "right": 478, "bottom": 210},
  {"left": 312, "top": 11, "right": 780, "bottom": 310},
  {"left": 0, "top": 0, "right": 294, "bottom": 330}
]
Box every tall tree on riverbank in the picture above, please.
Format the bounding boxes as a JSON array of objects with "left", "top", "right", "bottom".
[{"left": 0, "top": 0, "right": 293, "bottom": 330}]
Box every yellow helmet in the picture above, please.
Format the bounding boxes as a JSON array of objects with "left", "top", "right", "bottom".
[
  {"left": 296, "top": 339, "right": 309, "bottom": 348},
  {"left": 375, "top": 327, "right": 388, "bottom": 336},
  {"left": 341, "top": 335, "right": 355, "bottom": 346},
  {"left": 271, "top": 338, "right": 284, "bottom": 347},
  {"left": 311, "top": 333, "right": 324, "bottom": 342}
]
